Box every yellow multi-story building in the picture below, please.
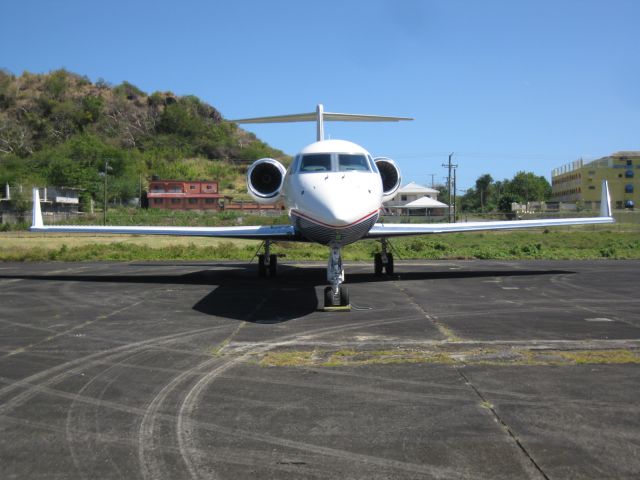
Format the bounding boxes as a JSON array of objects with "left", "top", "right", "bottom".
[{"left": 551, "top": 151, "right": 639, "bottom": 210}]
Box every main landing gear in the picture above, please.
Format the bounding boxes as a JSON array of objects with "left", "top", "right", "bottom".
[
  {"left": 323, "top": 246, "right": 350, "bottom": 311},
  {"left": 257, "top": 240, "right": 278, "bottom": 277},
  {"left": 374, "top": 238, "right": 394, "bottom": 276}
]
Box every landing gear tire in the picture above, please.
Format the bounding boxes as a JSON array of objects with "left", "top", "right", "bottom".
[
  {"left": 324, "top": 287, "right": 333, "bottom": 307},
  {"left": 324, "top": 286, "right": 350, "bottom": 308},
  {"left": 374, "top": 253, "right": 383, "bottom": 276},
  {"left": 258, "top": 254, "right": 267, "bottom": 277},
  {"left": 269, "top": 254, "right": 277, "bottom": 277},
  {"left": 339, "top": 286, "right": 349, "bottom": 306},
  {"left": 385, "top": 253, "right": 394, "bottom": 275}
]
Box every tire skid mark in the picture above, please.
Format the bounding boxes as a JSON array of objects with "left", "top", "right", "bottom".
[
  {"left": 138, "top": 355, "right": 224, "bottom": 480},
  {"left": 180, "top": 349, "right": 461, "bottom": 479},
  {"left": 176, "top": 347, "right": 269, "bottom": 480},
  {"left": 0, "top": 326, "right": 231, "bottom": 411},
  {"left": 1, "top": 358, "right": 462, "bottom": 479},
  {"left": 174, "top": 305, "right": 457, "bottom": 479},
  {"left": 65, "top": 349, "right": 154, "bottom": 480},
  {"left": 5, "top": 279, "right": 464, "bottom": 479},
  {"left": 0, "top": 415, "right": 338, "bottom": 479},
  {"left": 138, "top": 315, "right": 251, "bottom": 480},
  {"left": 212, "top": 372, "right": 475, "bottom": 406},
  {"left": 0, "top": 298, "right": 148, "bottom": 359}
]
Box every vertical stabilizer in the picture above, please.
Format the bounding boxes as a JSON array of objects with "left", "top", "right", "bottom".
[
  {"left": 31, "top": 187, "right": 43, "bottom": 229},
  {"left": 600, "top": 180, "right": 612, "bottom": 217},
  {"left": 316, "top": 104, "right": 324, "bottom": 141}
]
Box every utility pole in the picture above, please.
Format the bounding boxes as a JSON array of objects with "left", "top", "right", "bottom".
[
  {"left": 442, "top": 152, "right": 457, "bottom": 222},
  {"left": 427, "top": 173, "right": 436, "bottom": 188},
  {"left": 103, "top": 159, "right": 109, "bottom": 225},
  {"left": 453, "top": 167, "right": 457, "bottom": 223}
]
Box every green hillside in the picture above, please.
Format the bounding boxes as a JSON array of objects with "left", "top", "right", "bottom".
[{"left": 0, "top": 69, "right": 288, "bottom": 204}]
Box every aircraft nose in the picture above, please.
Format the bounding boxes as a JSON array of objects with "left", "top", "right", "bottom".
[{"left": 299, "top": 173, "right": 378, "bottom": 226}]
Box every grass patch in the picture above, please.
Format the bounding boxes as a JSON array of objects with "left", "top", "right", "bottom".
[
  {"left": 1, "top": 224, "right": 640, "bottom": 262},
  {"left": 260, "top": 351, "right": 316, "bottom": 367},
  {"left": 555, "top": 349, "right": 640, "bottom": 365},
  {"left": 260, "top": 348, "right": 455, "bottom": 367},
  {"left": 258, "top": 347, "right": 640, "bottom": 368}
]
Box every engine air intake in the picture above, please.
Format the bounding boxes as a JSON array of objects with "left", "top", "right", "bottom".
[
  {"left": 374, "top": 157, "right": 401, "bottom": 199},
  {"left": 246, "top": 158, "right": 286, "bottom": 204}
]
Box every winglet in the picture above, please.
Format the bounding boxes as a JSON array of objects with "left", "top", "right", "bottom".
[
  {"left": 31, "top": 187, "right": 43, "bottom": 229},
  {"left": 600, "top": 180, "right": 612, "bottom": 217}
]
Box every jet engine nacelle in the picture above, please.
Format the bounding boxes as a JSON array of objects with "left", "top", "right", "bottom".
[
  {"left": 374, "top": 157, "right": 402, "bottom": 201},
  {"left": 246, "top": 158, "right": 286, "bottom": 204}
]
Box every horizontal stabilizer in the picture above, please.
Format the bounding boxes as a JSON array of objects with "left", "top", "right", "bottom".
[
  {"left": 231, "top": 104, "right": 413, "bottom": 141},
  {"left": 232, "top": 111, "right": 413, "bottom": 123},
  {"left": 232, "top": 112, "right": 317, "bottom": 124}
]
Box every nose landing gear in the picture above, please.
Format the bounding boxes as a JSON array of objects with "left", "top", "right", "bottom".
[{"left": 323, "top": 246, "right": 351, "bottom": 311}]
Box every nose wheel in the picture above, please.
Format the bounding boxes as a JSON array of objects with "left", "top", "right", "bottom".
[{"left": 324, "top": 286, "right": 349, "bottom": 308}]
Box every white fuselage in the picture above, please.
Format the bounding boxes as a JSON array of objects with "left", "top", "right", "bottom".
[{"left": 282, "top": 140, "right": 383, "bottom": 246}]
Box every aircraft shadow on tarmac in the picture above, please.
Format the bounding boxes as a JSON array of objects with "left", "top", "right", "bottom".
[{"left": 0, "top": 266, "right": 573, "bottom": 323}]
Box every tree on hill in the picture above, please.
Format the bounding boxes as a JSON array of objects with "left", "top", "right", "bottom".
[{"left": 0, "top": 69, "right": 288, "bottom": 205}]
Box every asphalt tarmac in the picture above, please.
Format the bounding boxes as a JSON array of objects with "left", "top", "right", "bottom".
[{"left": 0, "top": 259, "right": 639, "bottom": 479}]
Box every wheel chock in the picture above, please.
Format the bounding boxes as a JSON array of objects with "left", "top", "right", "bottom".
[{"left": 321, "top": 304, "right": 351, "bottom": 312}]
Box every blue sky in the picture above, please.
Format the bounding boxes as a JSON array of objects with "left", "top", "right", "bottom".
[{"left": 2, "top": 0, "right": 638, "bottom": 190}]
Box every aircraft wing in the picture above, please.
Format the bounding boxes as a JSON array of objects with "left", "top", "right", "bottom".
[
  {"left": 30, "top": 189, "right": 297, "bottom": 240},
  {"left": 367, "top": 180, "right": 614, "bottom": 238},
  {"left": 366, "top": 215, "right": 614, "bottom": 238}
]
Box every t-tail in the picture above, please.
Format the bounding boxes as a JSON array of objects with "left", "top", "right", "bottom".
[{"left": 231, "top": 104, "right": 413, "bottom": 141}]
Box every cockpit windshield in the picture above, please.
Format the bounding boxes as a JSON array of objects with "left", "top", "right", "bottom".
[
  {"left": 300, "top": 154, "right": 332, "bottom": 172},
  {"left": 338, "top": 154, "right": 369, "bottom": 172},
  {"left": 298, "top": 153, "right": 372, "bottom": 173}
]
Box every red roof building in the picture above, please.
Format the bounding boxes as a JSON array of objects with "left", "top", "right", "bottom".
[{"left": 147, "top": 180, "right": 228, "bottom": 210}]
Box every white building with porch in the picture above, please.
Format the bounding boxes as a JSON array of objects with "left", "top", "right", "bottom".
[{"left": 383, "top": 182, "right": 449, "bottom": 216}]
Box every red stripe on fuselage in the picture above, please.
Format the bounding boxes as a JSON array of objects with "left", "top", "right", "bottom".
[{"left": 291, "top": 209, "right": 380, "bottom": 229}]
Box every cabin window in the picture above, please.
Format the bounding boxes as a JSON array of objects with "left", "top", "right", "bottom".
[
  {"left": 300, "top": 154, "right": 332, "bottom": 172},
  {"left": 626, "top": 184, "right": 634, "bottom": 193},
  {"left": 338, "top": 154, "right": 370, "bottom": 172}
]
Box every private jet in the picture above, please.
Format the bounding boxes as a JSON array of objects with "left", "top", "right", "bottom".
[{"left": 31, "top": 104, "right": 614, "bottom": 310}]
